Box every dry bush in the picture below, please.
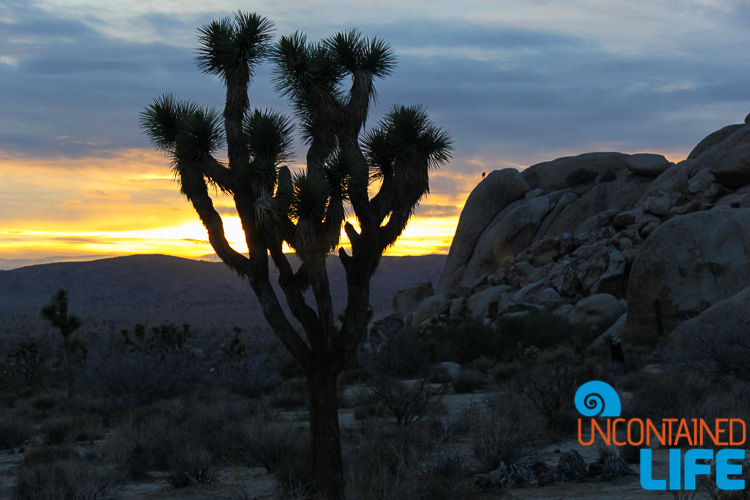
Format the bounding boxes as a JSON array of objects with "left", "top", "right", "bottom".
[
  {"left": 469, "top": 395, "right": 541, "bottom": 472},
  {"left": 271, "top": 378, "right": 308, "bottom": 410},
  {"left": 28, "top": 393, "right": 59, "bottom": 412},
  {"left": 21, "top": 445, "right": 80, "bottom": 467},
  {"left": 368, "top": 377, "right": 447, "bottom": 426},
  {"left": 167, "top": 442, "right": 215, "bottom": 487},
  {"left": 521, "top": 346, "right": 590, "bottom": 429},
  {"left": 345, "top": 423, "right": 429, "bottom": 499},
  {"left": 212, "top": 351, "right": 282, "bottom": 398},
  {"left": 0, "top": 413, "right": 34, "bottom": 449},
  {"left": 338, "top": 367, "right": 376, "bottom": 386},
  {"left": 41, "top": 415, "right": 75, "bottom": 445},
  {"left": 14, "top": 458, "right": 120, "bottom": 500},
  {"left": 84, "top": 339, "right": 202, "bottom": 407},
  {"left": 71, "top": 412, "right": 104, "bottom": 443},
  {"left": 345, "top": 420, "right": 475, "bottom": 499},
  {"left": 625, "top": 369, "right": 713, "bottom": 421},
  {"left": 453, "top": 368, "right": 488, "bottom": 394},
  {"left": 238, "top": 417, "right": 313, "bottom": 495},
  {"left": 488, "top": 359, "right": 524, "bottom": 382}
]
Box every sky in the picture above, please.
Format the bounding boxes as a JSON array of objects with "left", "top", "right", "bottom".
[{"left": 1, "top": 0, "right": 749, "bottom": 269}]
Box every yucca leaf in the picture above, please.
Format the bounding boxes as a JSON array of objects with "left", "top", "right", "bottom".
[
  {"left": 174, "top": 105, "right": 224, "bottom": 164},
  {"left": 196, "top": 17, "right": 235, "bottom": 76},
  {"left": 139, "top": 94, "right": 183, "bottom": 152},
  {"left": 244, "top": 109, "right": 294, "bottom": 163},
  {"left": 290, "top": 170, "right": 329, "bottom": 222}
]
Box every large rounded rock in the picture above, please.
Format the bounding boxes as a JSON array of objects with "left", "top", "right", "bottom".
[
  {"left": 438, "top": 168, "right": 530, "bottom": 294},
  {"left": 625, "top": 208, "right": 750, "bottom": 338},
  {"left": 706, "top": 125, "right": 750, "bottom": 189},
  {"left": 466, "top": 285, "right": 512, "bottom": 319},
  {"left": 461, "top": 195, "right": 550, "bottom": 287},
  {"left": 521, "top": 152, "right": 629, "bottom": 193},
  {"left": 542, "top": 174, "right": 652, "bottom": 237},
  {"left": 625, "top": 154, "right": 672, "bottom": 176},
  {"left": 688, "top": 124, "right": 745, "bottom": 159},
  {"left": 569, "top": 294, "right": 623, "bottom": 327},
  {"left": 411, "top": 295, "right": 449, "bottom": 327},
  {"left": 393, "top": 282, "right": 433, "bottom": 316},
  {"left": 670, "top": 286, "right": 750, "bottom": 377}
]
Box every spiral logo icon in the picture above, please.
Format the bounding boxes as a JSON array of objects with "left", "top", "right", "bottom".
[{"left": 574, "top": 380, "right": 621, "bottom": 417}]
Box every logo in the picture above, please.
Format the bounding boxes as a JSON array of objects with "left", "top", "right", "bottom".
[{"left": 574, "top": 380, "right": 746, "bottom": 491}]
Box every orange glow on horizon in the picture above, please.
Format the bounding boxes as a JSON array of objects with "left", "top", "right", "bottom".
[{"left": 0, "top": 149, "right": 461, "bottom": 267}]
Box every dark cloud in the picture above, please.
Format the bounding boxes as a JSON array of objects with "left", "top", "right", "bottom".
[
  {"left": 415, "top": 204, "right": 461, "bottom": 217},
  {"left": 1, "top": 1, "right": 748, "bottom": 173}
]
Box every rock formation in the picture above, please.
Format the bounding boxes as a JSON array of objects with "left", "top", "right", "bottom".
[{"left": 376, "top": 114, "right": 750, "bottom": 346}]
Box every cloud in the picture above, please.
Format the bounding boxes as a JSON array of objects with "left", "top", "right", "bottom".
[
  {"left": 3, "top": 1, "right": 749, "bottom": 169},
  {"left": 1, "top": 0, "right": 750, "bottom": 262},
  {"left": 415, "top": 204, "right": 461, "bottom": 218}
]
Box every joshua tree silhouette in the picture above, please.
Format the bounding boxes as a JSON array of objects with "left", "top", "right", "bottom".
[
  {"left": 140, "top": 11, "right": 452, "bottom": 498},
  {"left": 40, "top": 288, "right": 82, "bottom": 398}
]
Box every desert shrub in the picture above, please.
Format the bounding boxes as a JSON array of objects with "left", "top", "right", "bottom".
[
  {"left": 167, "top": 442, "right": 215, "bottom": 487},
  {"left": 497, "top": 312, "right": 604, "bottom": 359},
  {"left": 346, "top": 421, "right": 478, "bottom": 500},
  {"left": 470, "top": 395, "right": 540, "bottom": 472},
  {"left": 42, "top": 415, "right": 75, "bottom": 445},
  {"left": 453, "top": 368, "right": 488, "bottom": 394},
  {"left": 350, "top": 385, "right": 387, "bottom": 422},
  {"left": 29, "top": 393, "right": 59, "bottom": 412},
  {"left": 345, "top": 424, "right": 431, "bottom": 499},
  {"left": 566, "top": 168, "right": 598, "bottom": 187},
  {"left": 338, "top": 367, "right": 376, "bottom": 386},
  {"left": 424, "top": 448, "right": 470, "bottom": 481},
  {"left": 21, "top": 445, "right": 80, "bottom": 467},
  {"left": 0, "top": 414, "right": 34, "bottom": 448},
  {"left": 489, "top": 359, "right": 524, "bottom": 382},
  {"left": 271, "top": 377, "right": 308, "bottom": 410},
  {"left": 521, "top": 346, "right": 591, "bottom": 429},
  {"left": 180, "top": 396, "right": 259, "bottom": 463},
  {"left": 239, "top": 418, "right": 313, "bottom": 495},
  {"left": 71, "top": 412, "right": 104, "bottom": 443},
  {"left": 424, "top": 364, "right": 454, "bottom": 384},
  {"left": 85, "top": 339, "right": 202, "bottom": 407},
  {"left": 368, "top": 328, "right": 431, "bottom": 378},
  {"left": 14, "top": 458, "right": 120, "bottom": 500},
  {"left": 108, "top": 414, "right": 177, "bottom": 477},
  {"left": 8, "top": 341, "right": 47, "bottom": 387},
  {"left": 368, "top": 377, "right": 447, "bottom": 426},
  {"left": 419, "top": 314, "right": 503, "bottom": 364},
  {"left": 471, "top": 356, "right": 495, "bottom": 374},
  {"left": 626, "top": 369, "right": 713, "bottom": 421},
  {"left": 212, "top": 351, "right": 281, "bottom": 398}
]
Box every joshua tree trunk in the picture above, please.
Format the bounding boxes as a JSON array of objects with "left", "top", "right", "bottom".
[
  {"left": 307, "top": 364, "right": 344, "bottom": 499},
  {"left": 62, "top": 334, "right": 73, "bottom": 399}
]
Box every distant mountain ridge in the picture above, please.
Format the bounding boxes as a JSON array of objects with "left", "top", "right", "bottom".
[{"left": 0, "top": 253, "right": 445, "bottom": 339}]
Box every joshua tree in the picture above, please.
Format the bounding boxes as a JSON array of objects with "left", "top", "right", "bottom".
[
  {"left": 40, "top": 288, "right": 82, "bottom": 398},
  {"left": 140, "top": 11, "right": 451, "bottom": 498}
]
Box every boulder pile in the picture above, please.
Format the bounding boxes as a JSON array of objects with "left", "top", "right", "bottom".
[{"left": 377, "top": 114, "right": 750, "bottom": 344}]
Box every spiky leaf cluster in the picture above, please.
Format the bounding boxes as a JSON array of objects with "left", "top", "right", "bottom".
[
  {"left": 242, "top": 109, "right": 294, "bottom": 188},
  {"left": 196, "top": 12, "right": 274, "bottom": 84},
  {"left": 365, "top": 104, "right": 452, "bottom": 179},
  {"left": 140, "top": 95, "right": 229, "bottom": 193}
]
